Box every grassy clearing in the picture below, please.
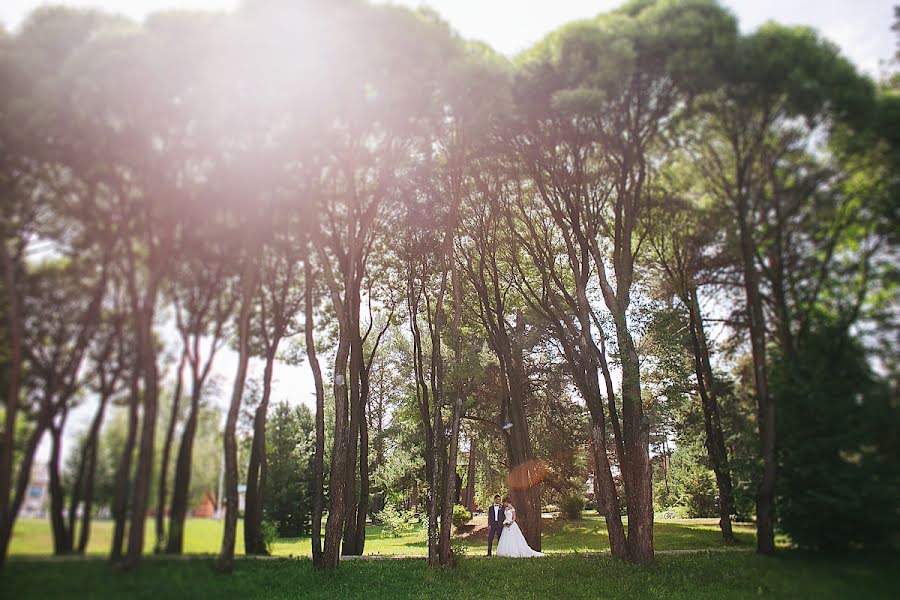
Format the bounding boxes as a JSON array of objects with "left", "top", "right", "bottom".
[
  {"left": 3, "top": 552, "right": 896, "bottom": 599},
  {"left": 10, "top": 515, "right": 773, "bottom": 557}
]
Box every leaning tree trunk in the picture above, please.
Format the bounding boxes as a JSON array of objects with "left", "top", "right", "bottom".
[
  {"left": 736, "top": 196, "right": 776, "bottom": 555},
  {"left": 687, "top": 286, "right": 735, "bottom": 543},
  {"left": 305, "top": 258, "right": 327, "bottom": 568},
  {"left": 216, "top": 267, "right": 257, "bottom": 573},
  {"left": 245, "top": 345, "right": 279, "bottom": 555},
  {"left": 110, "top": 374, "right": 140, "bottom": 563},
  {"left": 0, "top": 417, "right": 49, "bottom": 567},
  {"left": 155, "top": 352, "right": 186, "bottom": 552},
  {"left": 68, "top": 388, "right": 111, "bottom": 554},
  {"left": 48, "top": 410, "right": 73, "bottom": 555},
  {"left": 77, "top": 412, "right": 104, "bottom": 554},
  {"left": 165, "top": 383, "right": 201, "bottom": 554}
]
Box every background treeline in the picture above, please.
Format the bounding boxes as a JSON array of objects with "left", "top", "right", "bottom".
[{"left": 1, "top": 0, "right": 897, "bottom": 574}]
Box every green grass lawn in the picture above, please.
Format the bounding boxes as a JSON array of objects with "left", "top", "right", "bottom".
[
  {"left": 9, "top": 514, "right": 776, "bottom": 557},
  {"left": 2, "top": 552, "right": 896, "bottom": 599}
]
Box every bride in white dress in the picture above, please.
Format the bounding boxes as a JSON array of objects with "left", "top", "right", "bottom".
[{"left": 495, "top": 499, "right": 545, "bottom": 557}]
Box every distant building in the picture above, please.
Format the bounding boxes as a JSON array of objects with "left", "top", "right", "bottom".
[
  {"left": 192, "top": 491, "right": 217, "bottom": 518},
  {"left": 192, "top": 485, "right": 246, "bottom": 519},
  {"left": 22, "top": 464, "right": 49, "bottom": 518}
]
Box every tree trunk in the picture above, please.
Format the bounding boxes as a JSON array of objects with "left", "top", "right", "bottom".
[
  {"left": 165, "top": 383, "right": 200, "bottom": 554},
  {"left": 68, "top": 388, "right": 111, "bottom": 554},
  {"left": 110, "top": 374, "right": 140, "bottom": 563},
  {"left": 216, "top": 266, "right": 257, "bottom": 573},
  {"left": 305, "top": 258, "right": 327, "bottom": 568},
  {"left": 0, "top": 419, "right": 49, "bottom": 567},
  {"left": 77, "top": 414, "right": 103, "bottom": 554},
  {"left": 464, "top": 440, "right": 476, "bottom": 512},
  {"left": 437, "top": 258, "right": 465, "bottom": 565},
  {"left": 245, "top": 346, "right": 278, "bottom": 555},
  {"left": 507, "top": 312, "right": 542, "bottom": 551},
  {"left": 341, "top": 318, "right": 362, "bottom": 556},
  {"left": 155, "top": 351, "right": 186, "bottom": 552},
  {"left": 0, "top": 239, "right": 24, "bottom": 569},
  {"left": 48, "top": 411, "right": 73, "bottom": 555},
  {"left": 615, "top": 317, "right": 654, "bottom": 565},
  {"left": 736, "top": 197, "right": 776, "bottom": 555},
  {"left": 322, "top": 324, "right": 351, "bottom": 570},
  {"left": 123, "top": 307, "right": 161, "bottom": 569},
  {"left": 686, "top": 286, "right": 735, "bottom": 543},
  {"left": 354, "top": 363, "right": 370, "bottom": 555}
]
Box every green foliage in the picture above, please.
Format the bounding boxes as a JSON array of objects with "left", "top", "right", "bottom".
[
  {"left": 773, "top": 321, "right": 900, "bottom": 551},
  {"left": 656, "top": 444, "right": 719, "bottom": 519},
  {"left": 260, "top": 520, "right": 278, "bottom": 555},
  {"left": 672, "top": 457, "right": 718, "bottom": 519},
  {"left": 375, "top": 504, "right": 420, "bottom": 537},
  {"left": 451, "top": 504, "right": 471, "bottom": 530},
  {"left": 263, "top": 402, "right": 315, "bottom": 538},
  {"left": 560, "top": 494, "right": 585, "bottom": 521}
]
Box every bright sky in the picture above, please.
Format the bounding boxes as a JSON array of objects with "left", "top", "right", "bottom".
[{"left": 1, "top": 0, "right": 895, "bottom": 78}]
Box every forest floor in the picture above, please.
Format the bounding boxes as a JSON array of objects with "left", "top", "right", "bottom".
[
  {"left": 3, "top": 550, "right": 896, "bottom": 599},
  {"left": 10, "top": 514, "right": 786, "bottom": 558}
]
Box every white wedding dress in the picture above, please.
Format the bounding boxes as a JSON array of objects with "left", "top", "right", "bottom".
[{"left": 495, "top": 508, "right": 545, "bottom": 557}]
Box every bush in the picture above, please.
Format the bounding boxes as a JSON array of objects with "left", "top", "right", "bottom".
[
  {"left": 451, "top": 504, "right": 471, "bottom": 530},
  {"left": 375, "top": 504, "right": 419, "bottom": 537},
  {"left": 260, "top": 520, "right": 279, "bottom": 554},
  {"left": 560, "top": 495, "right": 584, "bottom": 520},
  {"left": 676, "top": 463, "right": 718, "bottom": 518}
]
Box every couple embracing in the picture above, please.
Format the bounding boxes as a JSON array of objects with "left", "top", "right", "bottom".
[{"left": 485, "top": 494, "right": 545, "bottom": 558}]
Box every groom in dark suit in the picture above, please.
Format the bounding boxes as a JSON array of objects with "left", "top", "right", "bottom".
[{"left": 486, "top": 494, "right": 505, "bottom": 556}]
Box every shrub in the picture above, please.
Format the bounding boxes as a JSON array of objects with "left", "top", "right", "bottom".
[
  {"left": 451, "top": 504, "right": 471, "bottom": 530},
  {"left": 375, "top": 504, "right": 419, "bottom": 537},
  {"left": 560, "top": 495, "right": 584, "bottom": 520},
  {"left": 260, "top": 520, "right": 279, "bottom": 555}
]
